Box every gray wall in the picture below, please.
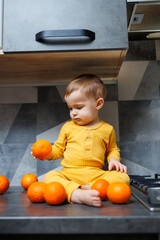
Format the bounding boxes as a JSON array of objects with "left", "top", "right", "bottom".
[
  {"left": 0, "top": 39, "right": 159, "bottom": 185},
  {"left": 118, "top": 40, "right": 160, "bottom": 177}
]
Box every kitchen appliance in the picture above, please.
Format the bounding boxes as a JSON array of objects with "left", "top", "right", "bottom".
[
  {"left": 130, "top": 174, "right": 160, "bottom": 211},
  {"left": 127, "top": 1, "right": 160, "bottom": 40}
]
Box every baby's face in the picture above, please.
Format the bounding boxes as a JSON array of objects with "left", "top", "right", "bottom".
[{"left": 65, "top": 90, "right": 99, "bottom": 127}]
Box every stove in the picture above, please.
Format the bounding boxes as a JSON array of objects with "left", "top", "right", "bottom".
[{"left": 129, "top": 174, "right": 160, "bottom": 212}]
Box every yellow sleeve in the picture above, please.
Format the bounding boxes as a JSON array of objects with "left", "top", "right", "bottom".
[
  {"left": 51, "top": 123, "right": 68, "bottom": 160},
  {"left": 106, "top": 128, "right": 121, "bottom": 163}
]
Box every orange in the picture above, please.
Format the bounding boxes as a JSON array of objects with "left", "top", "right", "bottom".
[
  {"left": 21, "top": 173, "right": 38, "bottom": 190},
  {"left": 0, "top": 175, "right": 10, "bottom": 194},
  {"left": 107, "top": 182, "right": 132, "bottom": 204},
  {"left": 27, "top": 182, "right": 46, "bottom": 202},
  {"left": 44, "top": 182, "right": 66, "bottom": 205},
  {"left": 32, "top": 140, "right": 52, "bottom": 160},
  {"left": 91, "top": 179, "right": 110, "bottom": 200}
]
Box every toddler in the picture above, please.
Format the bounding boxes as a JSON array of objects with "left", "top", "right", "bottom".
[{"left": 37, "top": 74, "right": 130, "bottom": 207}]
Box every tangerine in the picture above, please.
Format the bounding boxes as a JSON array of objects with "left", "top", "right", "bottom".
[
  {"left": 21, "top": 173, "right": 38, "bottom": 190},
  {"left": 44, "top": 182, "right": 66, "bottom": 205},
  {"left": 0, "top": 175, "right": 10, "bottom": 194},
  {"left": 91, "top": 179, "right": 110, "bottom": 200},
  {"left": 32, "top": 140, "right": 52, "bottom": 160},
  {"left": 107, "top": 182, "right": 132, "bottom": 204},
  {"left": 27, "top": 182, "right": 46, "bottom": 202}
]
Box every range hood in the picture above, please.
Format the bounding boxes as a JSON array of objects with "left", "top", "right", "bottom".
[{"left": 127, "top": 0, "right": 160, "bottom": 40}]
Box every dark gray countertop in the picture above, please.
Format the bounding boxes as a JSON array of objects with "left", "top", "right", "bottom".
[{"left": 0, "top": 187, "right": 160, "bottom": 234}]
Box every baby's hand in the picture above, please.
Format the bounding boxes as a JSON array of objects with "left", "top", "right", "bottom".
[
  {"left": 30, "top": 148, "right": 37, "bottom": 160},
  {"left": 108, "top": 158, "right": 127, "bottom": 173},
  {"left": 30, "top": 148, "right": 46, "bottom": 161}
]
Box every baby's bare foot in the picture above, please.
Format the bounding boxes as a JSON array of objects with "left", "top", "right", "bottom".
[
  {"left": 81, "top": 185, "right": 91, "bottom": 190},
  {"left": 71, "top": 189, "right": 102, "bottom": 207}
]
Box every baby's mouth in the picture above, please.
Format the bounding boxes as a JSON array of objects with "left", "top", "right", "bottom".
[{"left": 73, "top": 118, "right": 81, "bottom": 121}]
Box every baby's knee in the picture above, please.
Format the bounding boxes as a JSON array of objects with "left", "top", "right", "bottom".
[
  {"left": 112, "top": 171, "right": 130, "bottom": 185},
  {"left": 43, "top": 171, "right": 52, "bottom": 183},
  {"left": 120, "top": 172, "right": 130, "bottom": 185},
  {"left": 43, "top": 170, "right": 59, "bottom": 183},
  {"left": 105, "top": 171, "right": 130, "bottom": 185}
]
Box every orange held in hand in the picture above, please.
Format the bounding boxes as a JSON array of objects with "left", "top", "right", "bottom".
[
  {"left": 0, "top": 175, "right": 10, "bottom": 194},
  {"left": 44, "top": 182, "right": 66, "bottom": 205},
  {"left": 91, "top": 179, "right": 110, "bottom": 200},
  {"left": 107, "top": 182, "right": 132, "bottom": 204},
  {"left": 27, "top": 182, "right": 46, "bottom": 202},
  {"left": 32, "top": 140, "right": 52, "bottom": 160},
  {"left": 21, "top": 173, "right": 38, "bottom": 190}
]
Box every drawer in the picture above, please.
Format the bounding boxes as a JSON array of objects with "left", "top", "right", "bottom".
[{"left": 3, "top": 0, "right": 128, "bottom": 53}]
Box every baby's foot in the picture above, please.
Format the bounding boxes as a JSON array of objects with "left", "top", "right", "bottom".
[
  {"left": 71, "top": 189, "right": 102, "bottom": 207},
  {"left": 81, "top": 185, "right": 91, "bottom": 190}
]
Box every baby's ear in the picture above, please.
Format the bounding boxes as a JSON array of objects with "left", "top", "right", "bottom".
[{"left": 96, "top": 98, "right": 104, "bottom": 110}]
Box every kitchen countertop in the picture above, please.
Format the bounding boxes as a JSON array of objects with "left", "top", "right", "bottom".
[{"left": 0, "top": 187, "right": 160, "bottom": 235}]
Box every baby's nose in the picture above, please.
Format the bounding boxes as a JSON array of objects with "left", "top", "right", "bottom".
[{"left": 72, "top": 109, "right": 77, "bottom": 116}]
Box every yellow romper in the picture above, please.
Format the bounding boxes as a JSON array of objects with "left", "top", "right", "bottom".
[{"left": 44, "top": 120, "right": 130, "bottom": 202}]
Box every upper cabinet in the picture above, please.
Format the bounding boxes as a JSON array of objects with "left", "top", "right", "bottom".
[
  {"left": 1, "top": 0, "right": 128, "bottom": 85},
  {"left": 3, "top": 0, "right": 128, "bottom": 53},
  {"left": 0, "top": 0, "right": 3, "bottom": 49}
]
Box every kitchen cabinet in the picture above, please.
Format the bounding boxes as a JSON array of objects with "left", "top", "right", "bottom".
[
  {"left": 1, "top": 0, "right": 128, "bottom": 85},
  {"left": 3, "top": 0, "right": 128, "bottom": 53},
  {"left": 0, "top": 0, "right": 2, "bottom": 49},
  {"left": 0, "top": 50, "right": 127, "bottom": 86}
]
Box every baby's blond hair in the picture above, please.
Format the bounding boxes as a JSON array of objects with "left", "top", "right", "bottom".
[{"left": 64, "top": 74, "right": 107, "bottom": 100}]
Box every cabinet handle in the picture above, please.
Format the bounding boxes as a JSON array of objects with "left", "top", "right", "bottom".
[{"left": 35, "top": 29, "right": 95, "bottom": 41}]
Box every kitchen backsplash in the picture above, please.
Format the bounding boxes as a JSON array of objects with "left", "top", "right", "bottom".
[{"left": 0, "top": 40, "right": 159, "bottom": 185}]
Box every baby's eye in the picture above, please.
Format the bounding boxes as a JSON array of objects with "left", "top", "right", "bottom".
[
  {"left": 69, "top": 108, "right": 72, "bottom": 111},
  {"left": 77, "top": 106, "right": 83, "bottom": 110}
]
